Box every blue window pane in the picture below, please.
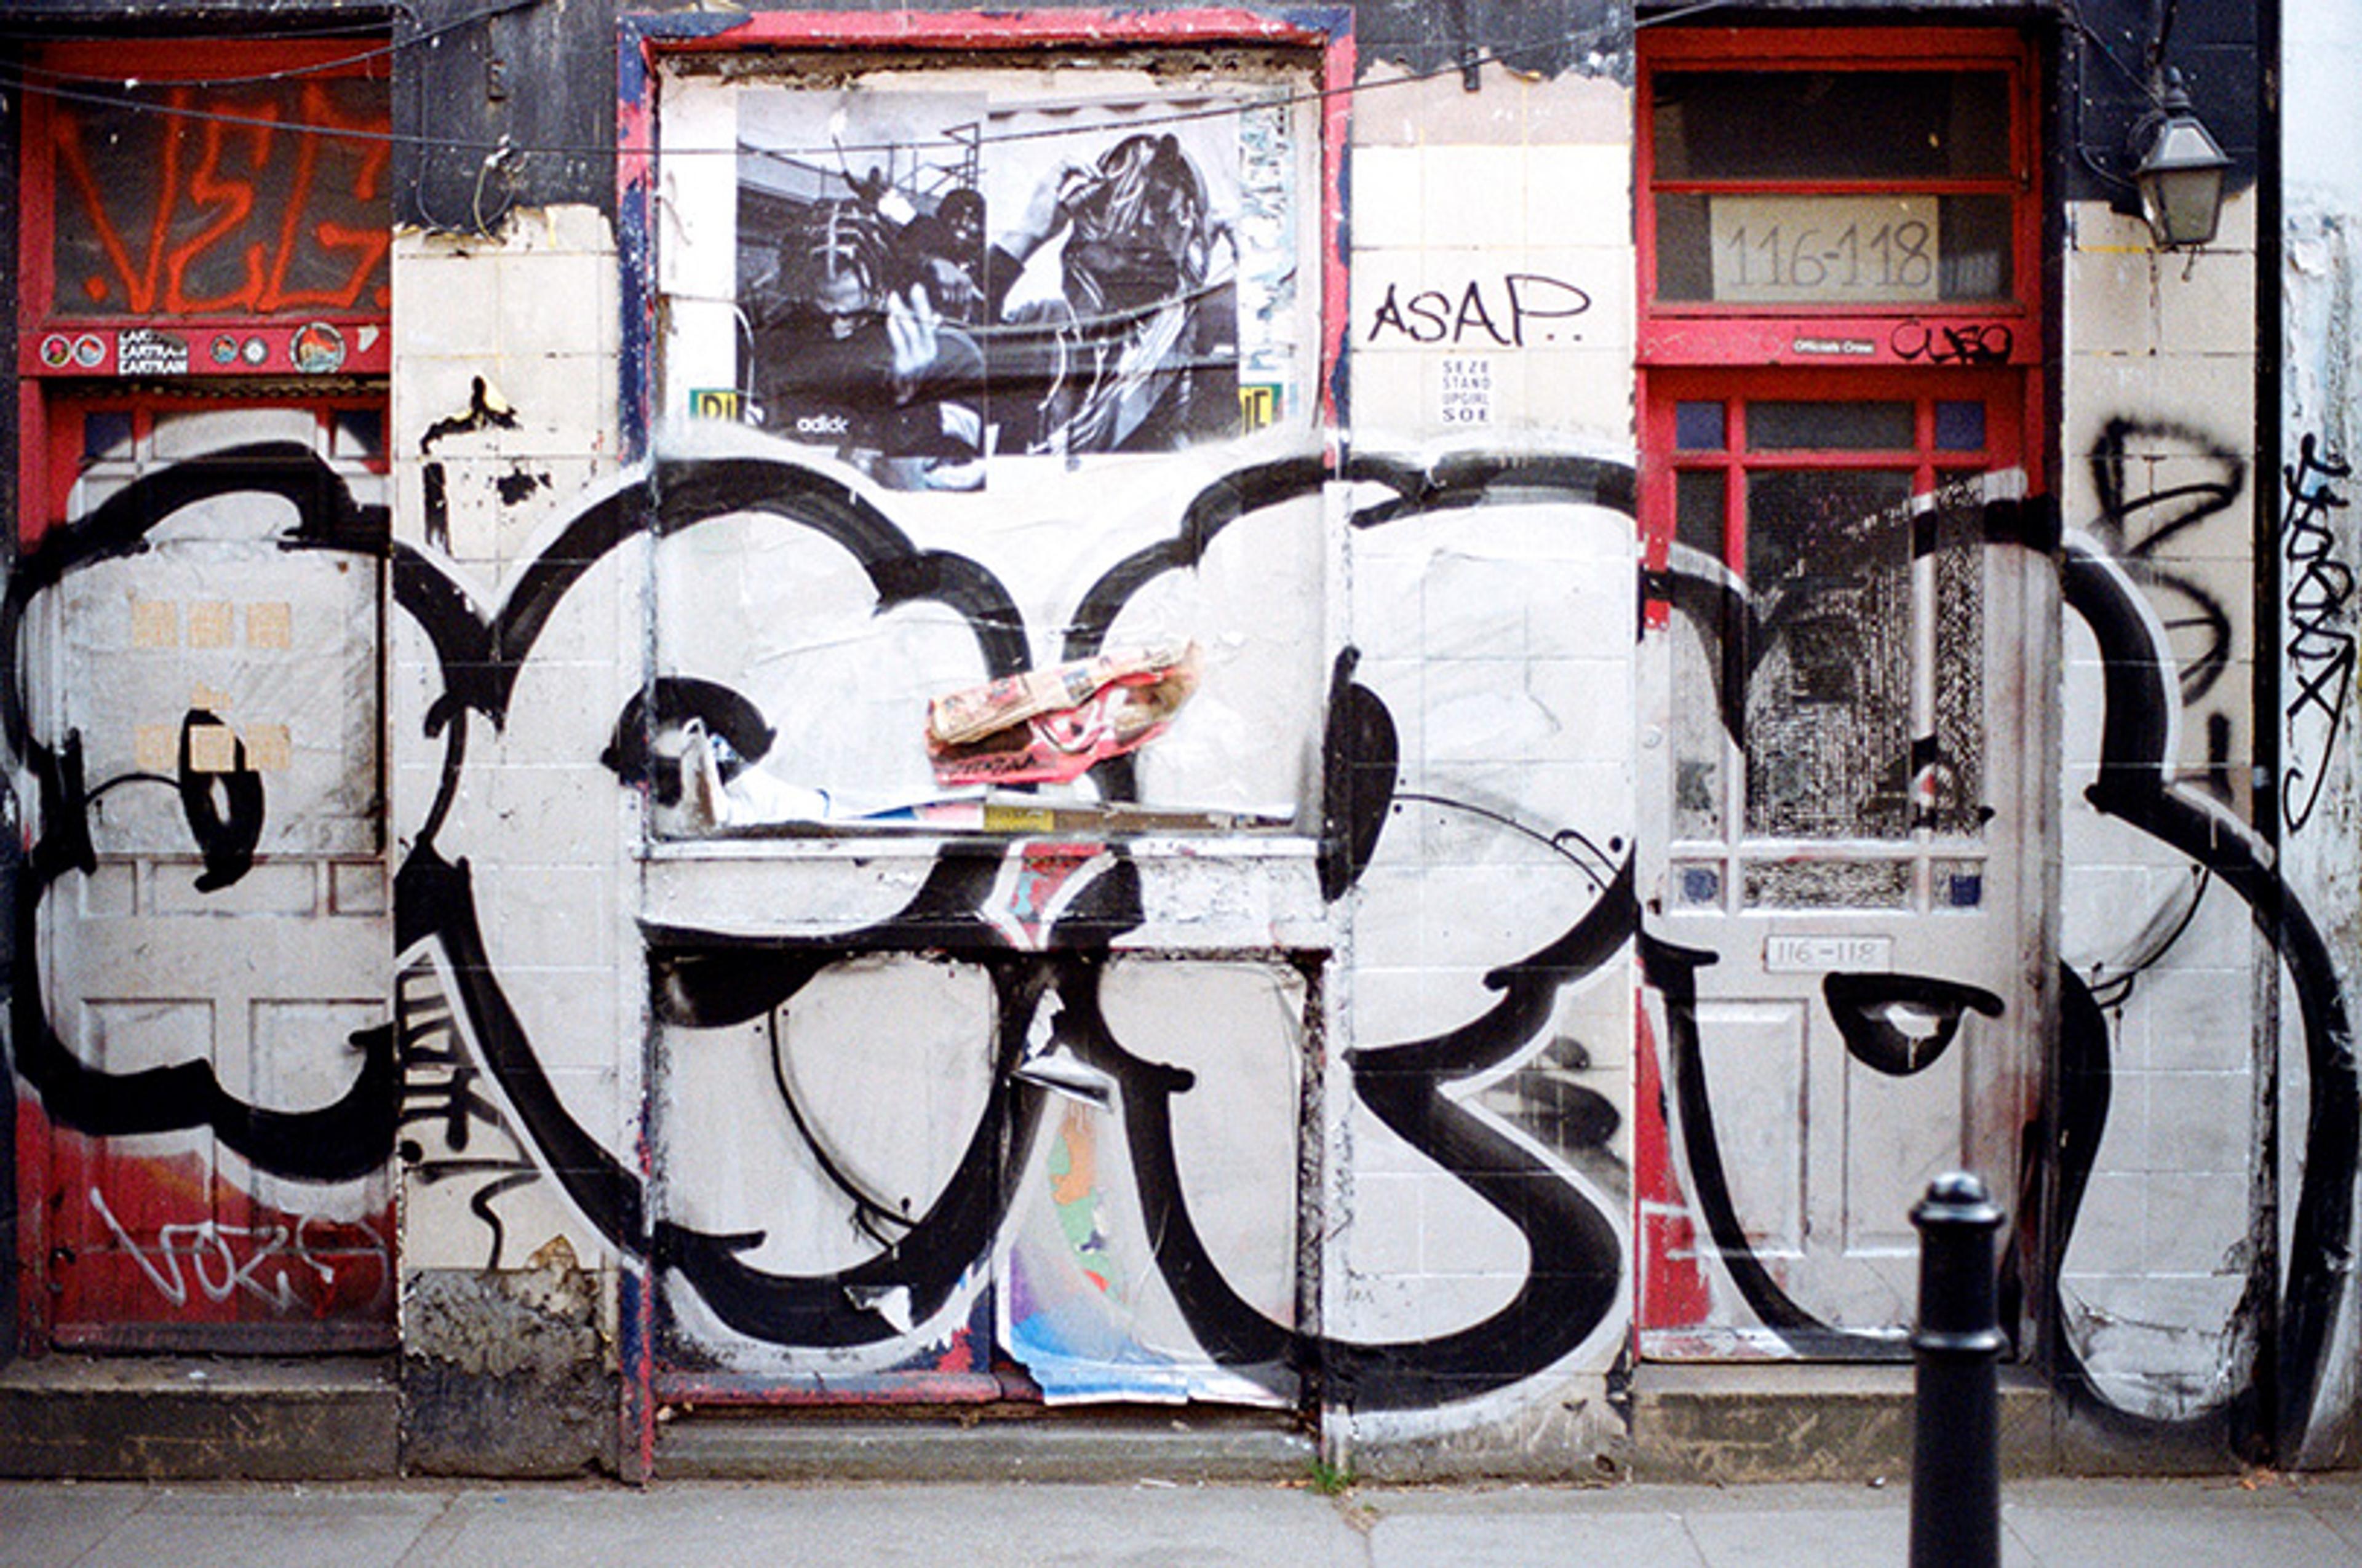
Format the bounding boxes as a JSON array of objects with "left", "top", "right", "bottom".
[
  {"left": 1935, "top": 400, "right": 1987, "bottom": 452},
  {"left": 83, "top": 410, "right": 134, "bottom": 461},
  {"left": 1676, "top": 400, "right": 1726, "bottom": 451}
]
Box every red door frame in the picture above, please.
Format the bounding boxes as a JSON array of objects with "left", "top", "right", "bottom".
[
  {"left": 12, "top": 38, "right": 393, "bottom": 1354},
  {"left": 1632, "top": 26, "right": 2051, "bottom": 1348},
  {"left": 605, "top": 9, "right": 1354, "bottom": 1473}
]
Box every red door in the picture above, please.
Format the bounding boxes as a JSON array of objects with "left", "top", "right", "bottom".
[
  {"left": 1636, "top": 367, "right": 2045, "bottom": 1354},
  {"left": 18, "top": 396, "right": 396, "bottom": 1352},
  {"left": 12, "top": 39, "right": 395, "bottom": 1351}
]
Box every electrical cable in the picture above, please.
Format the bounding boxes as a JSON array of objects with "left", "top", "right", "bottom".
[
  {"left": 0, "top": 8, "right": 1714, "bottom": 162},
  {"left": 6, "top": 0, "right": 537, "bottom": 90}
]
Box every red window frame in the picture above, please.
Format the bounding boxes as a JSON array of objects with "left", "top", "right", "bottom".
[
  {"left": 1641, "top": 364, "right": 2026, "bottom": 571},
  {"left": 14, "top": 38, "right": 392, "bottom": 379},
  {"left": 1636, "top": 27, "right": 2042, "bottom": 372},
  {"left": 614, "top": 7, "right": 1353, "bottom": 461}
]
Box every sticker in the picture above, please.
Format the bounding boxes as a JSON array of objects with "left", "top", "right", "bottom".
[
  {"left": 690, "top": 388, "right": 744, "bottom": 421},
  {"left": 1792, "top": 336, "right": 1877, "bottom": 357},
  {"left": 1239, "top": 383, "right": 1281, "bottom": 431},
  {"left": 1440, "top": 356, "right": 1493, "bottom": 426},
  {"left": 117, "top": 329, "right": 188, "bottom": 376},
  {"left": 73, "top": 334, "right": 106, "bottom": 369},
  {"left": 41, "top": 335, "right": 74, "bottom": 370},
  {"left": 211, "top": 335, "right": 242, "bottom": 366},
  {"left": 292, "top": 321, "right": 348, "bottom": 375},
  {"left": 242, "top": 337, "right": 269, "bottom": 366}
]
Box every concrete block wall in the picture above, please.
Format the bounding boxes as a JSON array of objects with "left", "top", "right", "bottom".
[
  {"left": 390, "top": 209, "right": 631, "bottom": 1474},
  {"left": 373, "top": 44, "right": 1644, "bottom": 1476},
  {"left": 14, "top": 0, "right": 2361, "bottom": 1486}
]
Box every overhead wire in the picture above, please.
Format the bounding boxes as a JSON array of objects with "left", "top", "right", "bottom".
[
  {"left": 2, "top": 0, "right": 531, "bottom": 88},
  {"left": 0, "top": 0, "right": 1746, "bottom": 162}
]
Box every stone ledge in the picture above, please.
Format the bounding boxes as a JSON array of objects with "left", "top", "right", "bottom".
[
  {"left": 0, "top": 1356, "right": 399, "bottom": 1481},
  {"left": 656, "top": 1410, "right": 1316, "bottom": 1484},
  {"left": 1627, "top": 1363, "right": 2058, "bottom": 1486}
]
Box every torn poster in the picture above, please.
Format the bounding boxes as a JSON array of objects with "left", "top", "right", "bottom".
[{"left": 927, "top": 641, "right": 1201, "bottom": 787}]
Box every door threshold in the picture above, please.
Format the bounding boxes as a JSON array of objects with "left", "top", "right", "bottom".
[
  {"left": 1628, "top": 1360, "right": 2054, "bottom": 1484},
  {"left": 0, "top": 1352, "right": 398, "bottom": 1479}
]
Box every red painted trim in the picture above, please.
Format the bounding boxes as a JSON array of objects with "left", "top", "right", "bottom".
[
  {"left": 653, "top": 1369, "right": 1006, "bottom": 1404},
  {"left": 29, "top": 39, "right": 388, "bottom": 82},
  {"left": 1632, "top": 1001, "right": 1711, "bottom": 1333},
  {"left": 1638, "top": 364, "right": 2028, "bottom": 570},
  {"left": 1640, "top": 26, "right": 2030, "bottom": 67},
  {"left": 13, "top": 1101, "right": 54, "bottom": 1353},
  {"left": 20, "top": 319, "right": 392, "bottom": 380},
  {"left": 1636, "top": 26, "right": 2043, "bottom": 367},
  {"left": 616, "top": 8, "right": 1353, "bottom": 452},
  {"left": 1316, "top": 25, "right": 1354, "bottom": 435},
  {"left": 17, "top": 62, "right": 61, "bottom": 325},
  {"left": 640, "top": 8, "right": 1334, "bottom": 52},
  {"left": 1639, "top": 316, "right": 2037, "bottom": 369},
  {"left": 17, "top": 383, "right": 55, "bottom": 552}
]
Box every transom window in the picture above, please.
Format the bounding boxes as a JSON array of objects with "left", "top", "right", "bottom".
[{"left": 1640, "top": 30, "right": 2037, "bottom": 333}]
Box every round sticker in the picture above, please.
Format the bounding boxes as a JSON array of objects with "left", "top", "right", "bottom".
[
  {"left": 40, "top": 335, "right": 73, "bottom": 369},
  {"left": 212, "top": 336, "right": 241, "bottom": 366},
  {"left": 292, "top": 321, "right": 348, "bottom": 375},
  {"left": 73, "top": 335, "right": 106, "bottom": 369},
  {"left": 242, "top": 337, "right": 269, "bottom": 366}
]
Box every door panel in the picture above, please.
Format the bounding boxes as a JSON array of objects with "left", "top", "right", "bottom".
[
  {"left": 1641, "top": 368, "right": 2042, "bottom": 1356},
  {"left": 25, "top": 400, "right": 394, "bottom": 1350}
]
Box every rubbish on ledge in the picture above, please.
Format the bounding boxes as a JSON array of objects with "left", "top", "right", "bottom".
[
  {"left": 926, "top": 638, "right": 1198, "bottom": 748},
  {"left": 688, "top": 789, "right": 1289, "bottom": 837},
  {"left": 671, "top": 719, "right": 834, "bottom": 830},
  {"left": 927, "top": 642, "right": 1201, "bottom": 787}
]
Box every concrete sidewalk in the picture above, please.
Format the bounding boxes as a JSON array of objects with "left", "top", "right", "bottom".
[{"left": 4, "top": 1473, "right": 2358, "bottom": 1567}]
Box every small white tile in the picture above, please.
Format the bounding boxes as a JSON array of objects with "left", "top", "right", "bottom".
[
  {"left": 1422, "top": 146, "right": 1530, "bottom": 250},
  {"left": 1348, "top": 148, "right": 1425, "bottom": 250}
]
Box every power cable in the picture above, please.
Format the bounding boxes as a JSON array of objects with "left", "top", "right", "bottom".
[{"left": 0, "top": 4, "right": 1749, "bottom": 162}]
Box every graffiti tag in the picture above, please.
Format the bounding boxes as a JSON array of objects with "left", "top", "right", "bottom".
[
  {"left": 89, "top": 1187, "right": 390, "bottom": 1314},
  {"left": 1890, "top": 319, "right": 2013, "bottom": 366},
  {"left": 2281, "top": 434, "right": 2356, "bottom": 832},
  {"left": 1366, "top": 273, "right": 1591, "bottom": 348}
]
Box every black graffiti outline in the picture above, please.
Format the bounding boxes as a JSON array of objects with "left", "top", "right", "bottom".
[
  {"left": 2280, "top": 434, "right": 2355, "bottom": 833},
  {"left": 1823, "top": 973, "right": 2005, "bottom": 1078},
  {"left": 2059, "top": 538, "right": 2358, "bottom": 1454},
  {"left": 2085, "top": 417, "right": 2244, "bottom": 714},
  {"left": 388, "top": 447, "right": 1640, "bottom": 1399},
  {"left": 2, "top": 443, "right": 399, "bottom": 1183}
]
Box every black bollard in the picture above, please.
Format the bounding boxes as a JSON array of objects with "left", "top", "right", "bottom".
[{"left": 1908, "top": 1172, "right": 2004, "bottom": 1568}]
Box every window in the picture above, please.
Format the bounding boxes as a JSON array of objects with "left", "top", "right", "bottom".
[
  {"left": 1638, "top": 29, "right": 2038, "bottom": 362},
  {"left": 19, "top": 40, "right": 390, "bottom": 372},
  {"left": 617, "top": 14, "right": 1343, "bottom": 842},
  {"left": 1651, "top": 368, "right": 2020, "bottom": 905}
]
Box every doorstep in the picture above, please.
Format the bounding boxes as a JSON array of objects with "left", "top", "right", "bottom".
[
  {"left": 0, "top": 1354, "right": 399, "bottom": 1480},
  {"left": 1626, "top": 1361, "right": 2058, "bottom": 1485},
  {"left": 653, "top": 1403, "right": 1318, "bottom": 1484}
]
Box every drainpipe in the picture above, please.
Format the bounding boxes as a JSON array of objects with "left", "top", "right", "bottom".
[{"left": 2251, "top": 0, "right": 2288, "bottom": 1470}]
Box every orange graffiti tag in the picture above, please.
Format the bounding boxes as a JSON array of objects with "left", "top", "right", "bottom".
[{"left": 52, "top": 81, "right": 389, "bottom": 317}]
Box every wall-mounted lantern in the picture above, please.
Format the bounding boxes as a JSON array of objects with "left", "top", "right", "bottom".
[{"left": 2131, "top": 70, "right": 2230, "bottom": 249}]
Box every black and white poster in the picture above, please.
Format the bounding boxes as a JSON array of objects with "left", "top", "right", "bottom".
[{"left": 734, "top": 81, "right": 1265, "bottom": 490}]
